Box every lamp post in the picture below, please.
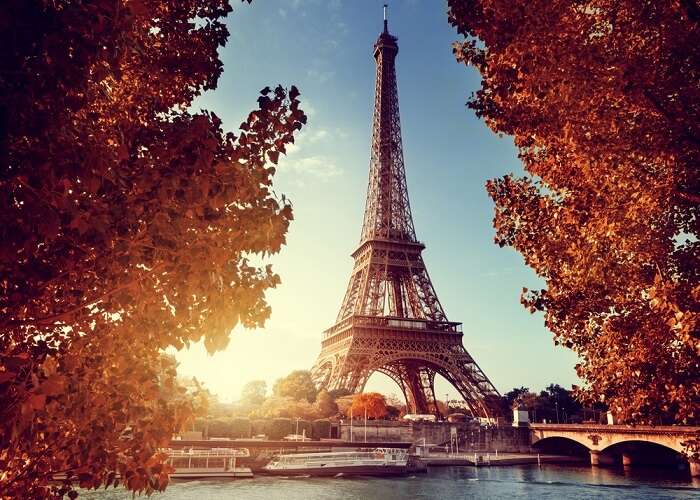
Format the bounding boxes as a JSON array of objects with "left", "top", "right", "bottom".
[
  {"left": 445, "top": 393, "right": 449, "bottom": 421},
  {"left": 364, "top": 405, "right": 368, "bottom": 443},
  {"left": 350, "top": 404, "right": 353, "bottom": 442},
  {"left": 555, "top": 401, "right": 560, "bottom": 424},
  {"left": 295, "top": 417, "right": 300, "bottom": 440}
]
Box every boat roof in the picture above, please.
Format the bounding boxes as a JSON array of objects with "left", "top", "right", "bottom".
[
  {"left": 164, "top": 448, "right": 250, "bottom": 457},
  {"left": 170, "top": 439, "right": 412, "bottom": 449},
  {"left": 273, "top": 449, "right": 407, "bottom": 459}
]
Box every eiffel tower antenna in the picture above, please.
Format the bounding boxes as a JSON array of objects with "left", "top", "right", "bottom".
[
  {"left": 383, "top": 4, "right": 388, "bottom": 33},
  {"left": 311, "top": 5, "right": 500, "bottom": 419}
]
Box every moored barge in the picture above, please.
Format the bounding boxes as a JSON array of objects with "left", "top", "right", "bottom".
[
  {"left": 262, "top": 448, "right": 409, "bottom": 477},
  {"left": 165, "top": 448, "right": 253, "bottom": 479}
]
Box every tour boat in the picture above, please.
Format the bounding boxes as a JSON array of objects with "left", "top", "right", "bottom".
[
  {"left": 165, "top": 448, "right": 253, "bottom": 479},
  {"left": 262, "top": 448, "right": 409, "bottom": 477}
]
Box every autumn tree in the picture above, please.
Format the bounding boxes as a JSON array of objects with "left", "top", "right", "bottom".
[
  {"left": 254, "top": 396, "right": 318, "bottom": 420},
  {"left": 385, "top": 393, "right": 406, "bottom": 419},
  {"left": 0, "top": 0, "right": 305, "bottom": 497},
  {"left": 449, "top": 0, "right": 699, "bottom": 429},
  {"left": 334, "top": 394, "right": 355, "bottom": 417},
  {"left": 241, "top": 380, "right": 268, "bottom": 407},
  {"left": 315, "top": 389, "right": 339, "bottom": 418},
  {"left": 351, "top": 392, "right": 388, "bottom": 420},
  {"left": 504, "top": 387, "right": 531, "bottom": 408},
  {"left": 272, "top": 370, "right": 318, "bottom": 403}
]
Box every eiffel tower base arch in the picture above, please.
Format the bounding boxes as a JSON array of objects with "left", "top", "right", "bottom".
[{"left": 312, "top": 320, "right": 499, "bottom": 419}]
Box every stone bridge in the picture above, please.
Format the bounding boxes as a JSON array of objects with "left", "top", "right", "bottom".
[{"left": 529, "top": 423, "right": 700, "bottom": 476}]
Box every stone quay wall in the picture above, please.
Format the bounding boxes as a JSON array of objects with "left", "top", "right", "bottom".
[{"left": 338, "top": 421, "right": 531, "bottom": 453}]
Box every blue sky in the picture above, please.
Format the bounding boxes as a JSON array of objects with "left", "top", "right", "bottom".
[{"left": 175, "top": 0, "right": 580, "bottom": 403}]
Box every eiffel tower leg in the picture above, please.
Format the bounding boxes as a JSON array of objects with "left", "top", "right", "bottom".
[
  {"left": 385, "top": 362, "right": 441, "bottom": 418},
  {"left": 443, "top": 373, "right": 486, "bottom": 417},
  {"left": 402, "top": 362, "right": 432, "bottom": 414},
  {"left": 439, "top": 348, "right": 500, "bottom": 419},
  {"left": 421, "top": 368, "right": 442, "bottom": 419}
]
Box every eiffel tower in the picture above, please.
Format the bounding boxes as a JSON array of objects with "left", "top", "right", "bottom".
[{"left": 311, "top": 7, "right": 500, "bottom": 418}]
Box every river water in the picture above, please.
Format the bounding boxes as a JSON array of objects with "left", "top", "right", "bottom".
[{"left": 79, "top": 465, "right": 699, "bottom": 499}]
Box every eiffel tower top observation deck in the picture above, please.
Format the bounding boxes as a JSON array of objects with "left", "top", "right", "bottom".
[{"left": 311, "top": 6, "right": 500, "bottom": 418}]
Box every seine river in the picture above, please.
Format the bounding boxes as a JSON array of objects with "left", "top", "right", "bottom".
[{"left": 79, "top": 465, "right": 698, "bottom": 499}]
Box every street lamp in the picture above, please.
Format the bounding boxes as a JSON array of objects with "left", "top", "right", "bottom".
[{"left": 364, "top": 405, "right": 368, "bottom": 443}]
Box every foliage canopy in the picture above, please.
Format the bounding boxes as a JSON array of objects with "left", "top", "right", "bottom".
[
  {"left": 241, "top": 380, "right": 268, "bottom": 406},
  {"left": 351, "top": 392, "right": 388, "bottom": 420},
  {"left": 449, "top": 0, "right": 699, "bottom": 427},
  {"left": 0, "top": 0, "right": 305, "bottom": 496},
  {"left": 272, "top": 370, "right": 318, "bottom": 403}
]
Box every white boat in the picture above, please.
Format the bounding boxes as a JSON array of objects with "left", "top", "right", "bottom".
[
  {"left": 165, "top": 448, "right": 253, "bottom": 479},
  {"left": 262, "top": 448, "right": 409, "bottom": 477}
]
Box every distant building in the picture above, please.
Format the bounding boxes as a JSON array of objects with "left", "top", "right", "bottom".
[{"left": 513, "top": 405, "right": 530, "bottom": 427}]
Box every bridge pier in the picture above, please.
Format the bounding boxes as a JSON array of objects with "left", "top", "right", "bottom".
[
  {"left": 621, "top": 451, "right": 642, "bottom": 467},
  {"left": 690, "top": 460, "right": 700, "bottom": 478},
  {"left": 589, "top": 450, "right": 616, "bottom": 467}
]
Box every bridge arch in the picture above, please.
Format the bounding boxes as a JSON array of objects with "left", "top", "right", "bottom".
[
  {"left": 600, "top": 440, "right": 688, "bottom": 468},
  {"left": 531, "top": 436, "right": 591, "bottom": 456},
  {"left": 599, "top": 436, "right": 686, "bottom": 454},
  {"left": 531, "top": 436, "right": 591, "bottom": 457}
]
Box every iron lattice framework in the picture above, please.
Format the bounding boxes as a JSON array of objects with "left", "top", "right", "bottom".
[{"left": 311, "top": 13, "right": 500, "bottom": 418}]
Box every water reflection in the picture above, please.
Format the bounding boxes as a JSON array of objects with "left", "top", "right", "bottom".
[{"left": 78, "top": 464, "right": 699, "bottom": 500}]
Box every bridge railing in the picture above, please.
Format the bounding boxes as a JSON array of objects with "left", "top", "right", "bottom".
[{"left": 529, "top": 423, "right": 700, "bottom": 434}]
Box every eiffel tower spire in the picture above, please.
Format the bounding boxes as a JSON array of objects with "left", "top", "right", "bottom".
[
  {"left": 360, "top": 4, "right": 415, "bottom": 243},
  {"left": 338, "top": 9, "right": 445, "bottom": 323},
  {"left": 311, "top": 7, "right": 500, "bottom": 419}
]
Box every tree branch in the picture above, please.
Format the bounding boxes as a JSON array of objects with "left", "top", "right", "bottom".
[{"left": 2, "top": 263, "right": 166, "bottom": 329}]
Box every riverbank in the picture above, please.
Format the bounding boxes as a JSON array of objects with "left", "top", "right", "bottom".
[{"left": 420, "top": 452, "right": 587, "bottom": 467}]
